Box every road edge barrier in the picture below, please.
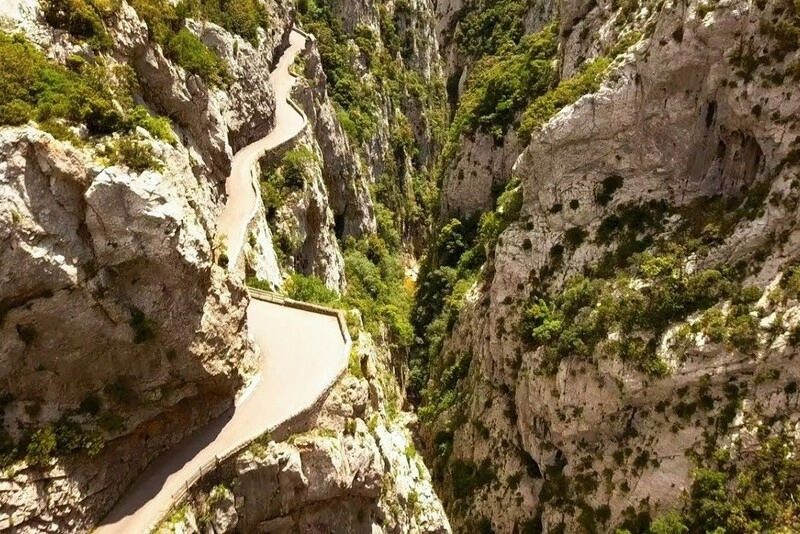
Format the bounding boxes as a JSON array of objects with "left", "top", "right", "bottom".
[{"left": 151, "top": 288, "right": 350, "bottom": 532}]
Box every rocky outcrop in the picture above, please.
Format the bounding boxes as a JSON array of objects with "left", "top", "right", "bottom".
[
  {"left": 244, "top": 191, "right": 284, "bottom": 290},
  {"left": 435, "top": 0, "right": 556, "bottom": 219},
  {"left": 423, "top": 0, "right": 800, "bottom": 531},
  {"left": 266, "top": 133, "right": 348, "bottom": 291},
  {"left": 440, "top": 130, "right": 522, "bottom": 217},
  {"left": 0, "top": 122, "right": 255, "bottom": 531},
  {"left": 295, "top": 41, "right": 376, "bottom": 240}
]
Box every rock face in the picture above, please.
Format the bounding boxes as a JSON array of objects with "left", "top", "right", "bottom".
[
  {"left": 178, "top": 335, "right": 451, "bottom": 534},
  {"left": 295, "top": 41, "right": 376, "bottom": 240},
  {"left": 422, "top": 0, "right": 800, "bottom": 531},
  {"left": 436, "top": 0, "right": 555, "bottom": 218},
  {"left": 440, "top": 130, "right": 523, "bottom": 217},
  {"left": 266, "top": 133, "right": 349, "bottom": 292},
  {"left": 0, "top": 1, "right": 295, "bottom": 530}
]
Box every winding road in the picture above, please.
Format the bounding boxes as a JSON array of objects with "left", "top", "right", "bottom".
[
  {"left": 96, "top": 29, "right": 349, "bottom": 533},
  {"left": 217, "top": 28, "right": 308, "bottom": 263}
]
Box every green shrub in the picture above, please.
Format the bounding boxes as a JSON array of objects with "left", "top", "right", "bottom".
[
  {"left": 0, "top": 32, "right": 120, "bottom": 132},
  {"left": 449, "top": 458, "right": 494, "bottom": 499},
  {"left": 104, "top": 137, "right": 163, "bottom": 172},
  {"left": 187, "top": 0, "right": 269, "bottom": 45},
  {"left": 726, "top": 313, "right": 760, "bottom": 354},
  {"left": 300, "top": 2, "right": 380, "bottom": 144},
  {"left": 564, "top": 226, "right": 588, "bottom": 249},
  {"left": 26, "top": 427, "right": 57, "bottom": 466},
  {"left": 596, "top": 175, "right": 624, "bottom": 206},
  {"left": 348, "top": 347, "right": 363, "bottom": 378},
  {"left": 522, "top": 246, "right": 753, "bottom": 375},
  {"left": 285, "top": 273, "right": 339, "bottom": 305},
  {"left": 53, "top": 418, "right": 102, "bottom": 455},
  {"left": 448, "top": 23, "right": 557, "bottom": 140},
  {"left": 0, "top": 32, "right": 176, "bottom": 140},
  {"left": 127, "top": 106, "right": 175, "bottom": 144},
  {"left": 649, "top": 512, "right": 688, "bottom": 534},
  {"left": 129, "top": 307, "right": 156, "bottom": 343},
  {"left": 260, "top": 146, "right": 315, "bottom": 217},
  {"left": 104, "top": 377, "right": 138, "bottom": 406},
  {"left": 78, "top": 395, "right": 102, "bottom": 416},
  {"left": 613, "top": 0, "right": 640, "bottom": 24},
  {"left": 0, "top": 429, "right": 17, "bottom": 469},
  {"left": 453, "top": 0, "right": 531, "bottom": 59},
  {"left": 98, "top": 411, "right": 124, "bottom": 432},
  {"left": 41, "top": 0, "right": 117, "bottom": 50},
  {"left": 281, "top": 146, "right": 317, "bottom": 188},
  {"left": 342, "top": 239, "right": 415, "bottom": 350},
  {"left": 165, "top": 28, "right": 230, "bottom": 86}
]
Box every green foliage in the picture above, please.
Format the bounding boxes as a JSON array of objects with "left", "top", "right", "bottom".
[
  {"left": 449, "top": 458, "right": 494, "bottom": 499},
  {"left": 418, "top": 351, "right": 472, "bottom": 422},
  {"left": 246, "top": 277, "right": 277, "bottom": 292},
  {"left": 260, "top": 146, "right": 316, "bottom": 215},
  {"left": 523, "top": 247, "right": 749, "bottom": 376},
  {"left": 649, "top": 512, "right": 688, "bottom": 534},
  {"left": 79, "top": 395, "right": 102, "bottom": 416},
  {"left": 285, "top": 273, "right": 339, "bottom": 306},
  {"left": 52, "top": 418, "right": 103, "bottom": 456},
  {"left": 448, "top": 24, "right": 558, "bottom": 140},
  {"left": 25, "top": 427, "right": 57, "bottom": 466},
  {"left": 104, "top": 376, "right": 138, "bottom": 406},
  {"left": 342, "top": 237, "right": 414, "bottom": 350},
  {"left": 41, "top": 0, "right": 118, "bottom": 50},
  {"left": 102, "top": 136, "right": 163, "bottom": 172},
  {"left": 165, "top": 28, "right": 230, "bottom": 85},
  {"left": 409, "top": 179, "right": 522, "bottom": 402},
  {"left": 606, "top": 31, "right": 643, "bottom": 59},
  {"left": 596, "top": 175, "right": 625, "bottom": 206},
  {"left": 21, "top": 420, "right": 103, "bottom": 467},
  {"left": 281, "top": 146, "right": 317, "bottom": 188},
  {"left": 453, "top": 0, "right": 531, "bottom": 59},
  {"left": 613, "top": 0, "right": 640, "bottom": 24},
  {"left": 178, "top": 0, "right": 269, "bottom": 45},
  {"left": 299, "top": 0, "right": 380, "bottom": 144},
  {"left": 129, "top": 307, "right": 157, "bottom": 343},
  {"left": 129, "top": 0, "right": 232, "bottom": 86},
  {"left": 0, "top": 31, "right": 175, "bottom": 148},
  {"left": 0, "top": 32, "right": 118, "bottom": 132},
  {"left": 128, "top": 106, "right": 176, "bottom": 144},
  {"left": 518, "top": 57, "right": 611, "bottom": 141},
  {"left": 348, "top": 347, "right": 363, "bottom": 378},
  {"left": 680, "top": 436, "right": 800, "bottom": 533}
]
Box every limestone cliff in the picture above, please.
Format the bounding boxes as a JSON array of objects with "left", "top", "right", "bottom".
[{"left": 419, "top": 0, "right": 800, "bottom": 531}]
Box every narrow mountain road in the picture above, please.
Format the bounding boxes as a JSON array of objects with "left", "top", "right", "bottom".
[
  {"left": 96, "top": 29, "right": 349, "bottom": 533},
  {"left": 217, "top": 28, "right": 308, "bottom": 264},
  {"left": 96, "top": 300, "right": 347, "bottom": 533}
]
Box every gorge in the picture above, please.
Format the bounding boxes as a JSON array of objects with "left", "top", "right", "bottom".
[{"left": 1, "top": 0, "right": 800, "bottom": 533}]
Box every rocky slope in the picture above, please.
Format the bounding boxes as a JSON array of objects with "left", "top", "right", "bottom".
[
  {"left": 162, "top": 334, "right": 450, "bottom": 534},
  {"left": 418, "top": 0, "right": 800, "bottom": 532}
]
